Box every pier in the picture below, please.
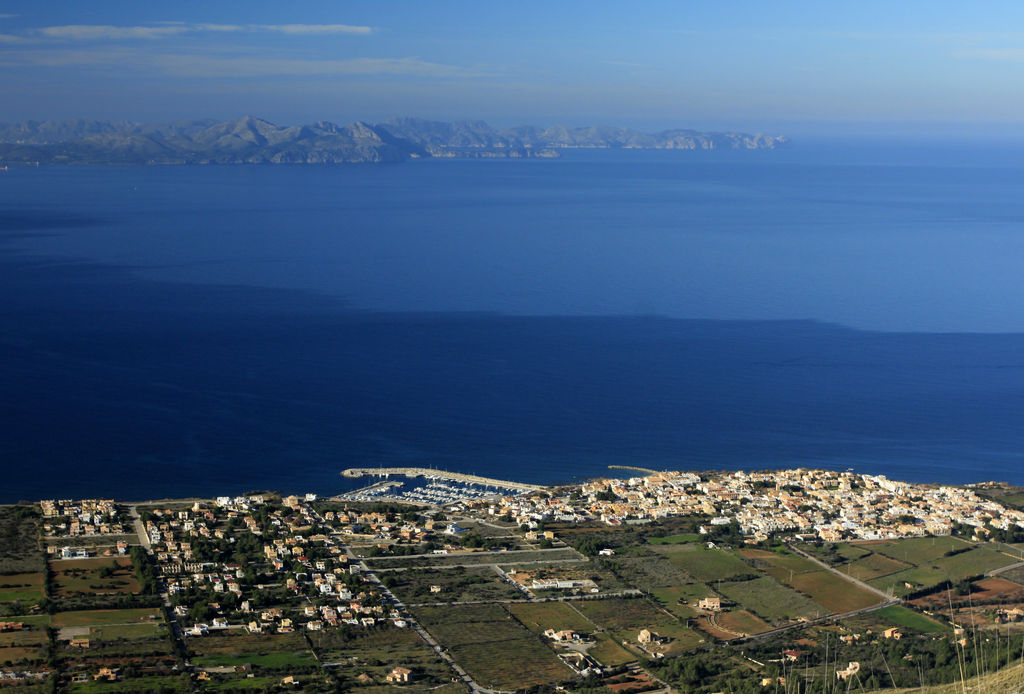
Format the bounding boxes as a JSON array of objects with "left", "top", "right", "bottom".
[
  {"left": 607, "top": 465, "right": 660, "bottom": 475},
  {"left": 341, "top": 467, "right": 546, "bottom": 493}
]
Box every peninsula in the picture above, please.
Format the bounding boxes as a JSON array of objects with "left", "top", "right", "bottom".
[
  {"left": 3, "top": 467, "right": 1023, "bottom": 693},
  {"left": 0, "top": 116, "right": 788, "bottom": 166}
]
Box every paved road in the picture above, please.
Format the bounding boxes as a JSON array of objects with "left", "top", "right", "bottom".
[
  {"left": 306, "top": 504, "right": 504, "bottom": 693},
  {"left": 987, "top": 560, "right": 1024, "bottom": 577},
  {"left": 405, "top": 589, "right": 644, "bottom": 609},
  {"left": 786, "top": 541, "right": 897, "bottom": 602},
  {"left": 128, "top": 505, "right": 184, "bottom": 645},
  {"left": 371, "top": 558, "right": 589, "bottom": 572},
  {"left": 128, "top": 505, "right": 151, "bottom": 551}
]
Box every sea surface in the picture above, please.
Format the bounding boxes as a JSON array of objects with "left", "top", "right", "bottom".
[{"left": 3, "top": 140, "right": 1024, "bottom": 501}]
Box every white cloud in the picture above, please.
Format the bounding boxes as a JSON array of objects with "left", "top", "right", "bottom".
[
  {"left": 155, "top": 54, "right": 484, "bottom": 78},
  {"left": 30, "top": 22, "right": 372, "bottom": 42},
  {"left": 0, "top": 33, "right": 27, "bottom": 43},
  {"left": 258, "top": 24, "right": 372, "bottom": 35},
  {"left": 195, "top": 24, "right": 245, "bottom": 32},
  {"left": 954, "top": 48, "right": 1024, "bottom": 62},
  {"left": 39, "top": 25, "right": 190, "bottom": 40}
]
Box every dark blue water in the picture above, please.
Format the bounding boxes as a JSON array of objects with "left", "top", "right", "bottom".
[{"left": 3, "top": 142, "right": 1024, "bottom": 500}]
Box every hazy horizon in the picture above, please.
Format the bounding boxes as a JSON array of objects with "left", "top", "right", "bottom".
[{"left": 5, "top": 2, "right": 1024, "bottom": 140}]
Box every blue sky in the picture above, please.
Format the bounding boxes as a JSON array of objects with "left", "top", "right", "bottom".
[{"left": 3, "top": 1, "right": 1024, "bottom": 135}]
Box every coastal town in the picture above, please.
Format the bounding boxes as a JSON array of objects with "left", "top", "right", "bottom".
[{"left": 5, "top": 468, "right": 1024, "bottom": 693}]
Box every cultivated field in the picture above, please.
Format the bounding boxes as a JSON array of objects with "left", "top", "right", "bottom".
[
  {"left": 506, "top": 601, "right": 594, "bottom": 634},
  {"left": 188, "top": 631, "right": 316, "bottom": 670},
  {"left": 53, "top": 608, "right": 162, "bottom": 628},
  {"left": 385, "top": 565, "right": 523, "bottom": 604},
  {"left": 843, "top": 553, "right": 911, "bottom": 581},
  {"left": 652, "top": 544, "right": 756, "bottom": 583},
  {"left": 50, "top": 557, "right": 141, "bottom": 597},
  {"left": 306, "top": 627, "right": 459, "bottom": 690},
  {"left": 783, "top": 570, "right": 883, "bottom": 613},
  {"left": 716, "top": 576, "right": 825, "bottom": 624},
  {"left": 413, "top": 604, "right": 573, "bottom": 690}
]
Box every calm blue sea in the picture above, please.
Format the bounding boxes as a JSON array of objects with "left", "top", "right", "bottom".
[{"left": 2, "top": 140, "right": 1024, "bottom": 501}]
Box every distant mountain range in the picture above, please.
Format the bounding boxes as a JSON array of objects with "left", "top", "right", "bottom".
[{"left": 0, "top": 116, "right": 788, "bottom": 165}]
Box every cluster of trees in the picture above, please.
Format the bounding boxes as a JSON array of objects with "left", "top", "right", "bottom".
[
  {"left": 653, "top": 628, "right": 1024, "bottom": 693},
  {"left": 130, "top": 546, "right": 159, "bottom": 595}
]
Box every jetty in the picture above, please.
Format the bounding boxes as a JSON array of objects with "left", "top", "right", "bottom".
[
  {"left": 341, "top": 467, "right": 545, "bottom": 493},
  {"left": 607, "top": 465, "right": 660, "bottom": 475}
]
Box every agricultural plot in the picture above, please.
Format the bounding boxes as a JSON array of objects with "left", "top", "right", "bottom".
[
  {"left": 67, "top": 675, "right": 190, "bottom": 693},
  {"left": 0, "top": 572, "right": 44, "bottom": 603},
  {"left": 306, "top": 627, "right": 456, "bottom": 690},
  {"left": 869, "top": 537, "right": 972, "bottom": 565},
  {"left": 53, "top": 608, "right": 161, "bottom": 628},
  {"left": 586, "top": 633, "right": 636, "bottom": 667},
  {"left": 652, "top": 544, "right": 756, "bottom": 583},
  {"left": 869, "top": 566, "right": 949, "bottom": 597},
  {"left": 649, "top": 583, "right": 714, "bottom": 619},
  {"left": 367, "top": 547, "right": 583, "bottom": 570},
  {"left": 384, "top": 566, "right": 522, "bottom": 604},
  {"left": 648, "top": 534, "right": 702, "bottom": 545},
  {"left": 782, "top": 570, "right": 882, "bottom": 613},
  {"left": 862, "top": 545, "right": 1020, "bottom": 598},
  {"left": 739, "top": 548, "right": 818, "bottom": 578},
  {"left": 413, "top": 604, "right": 573, "bottom": 690},
  {"left": 50, "top": 557, "right": 141, "bottom": 597},
  {"left": 89, "top": 622, "right": 166, "bottom": 641},
  {"left": 871, "top": 605, "right": 947, "bottom": 633},
  {"left": 843, "top": 553, "right": 910, "bottom": 581},
  {"left": 716, "top": 609, "right": 771, "bottom": 636},
  {"left": 602, "top": 547, "right": 694, "bottom": 592},
  {"left": 506, "top": 601, "right": 594, "bottom": 634},
  {"left": 0, "top": 507, "right": 45, "bottom": 574},
  {"left": 994, "top": 566, "right": 1024, "bottom": 587},
  {"left": 716, "top": 577, "right": 825, "bottom": 624},
  {"left": 569, "top": 597, "right": 701, "bottom": 654},
  {"left": 188, "top": 631, "right": 316, "bottom": 670},
  {"left": 932, "top": 547, "right": 1019, "bottom": 576},
  {"left": 0, "top": 628, "right": 48, "bottom": 666}
]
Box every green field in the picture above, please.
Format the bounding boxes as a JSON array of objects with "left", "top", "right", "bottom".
[
  {"left": 414, "top": 604, "right": 573, "bottom": 690},
  {"left": 931, "top": 547, "right": 1019, "bottom": 576},
  {"left": 307, "top": 627, "right": 457, "bottom": 689},
  {"left": 569, "top": 598, "right": 669, "bottom": 632},
  {"left": 717, "top": 609, "right": 771, "bottom": 635},
  {"left": 783, "top": 570, "right": 883, "bottom": 613},
  {"left": 652, "top": 544, "right": 756, "bottom": 583},
  {"left": 50, "top": 557, "right": 142, "bottom": 596},
  {"left": 869, "top": 566, "right": 949, "bottom": 597},
  {"left": 568, "top": 597, "right": 701, "bottom": 654},
  {"left": 506, "top": 601, "right": 594, "bottom": 634},
  {"left": 602, "top": 548, "right": 695, "bottom": 592},
  {"left": 68, "top": 675, "right": 189, "bottom": 693},
  {"left": 741, "top": 549, "right": 819, "bottom": 577},
  {"left": 873, "top": 605, "right": 948, "bottom": 633},
  {"left": 649, "top": 584, "right": 713, "bottom": 619},
  {"left": 587, "top": 633, "right": 637, "bottom": 666},
  {"left": 648, "top": 534, "right": 702, "bottom": 545},
  {"left": 716, "top": 576, "right": 825, "bottom": 623},
  {"left": 53, "top": 608, "right": 162, "bottom": 627},
  {"left": 835, "top": 544, "right": 873, "bottom": 562},
  {"left": 385, "top": 566, "right": 523, "bottom": 604},
  {"left": 843, "top": 553, "right": 910, "bottom": 581},
  {"left": 869, "top": 537, "right": 972, "bottom": 565},
  {"left": 91, "top": 622, "right": 166, "bottom": 640},
  {"left": 0, "top": 572, "right": 45, "bottom": 607},
  {"left": 366, "top": 547, "right": 582, "bottom": 570},
  {"left": 192, "top": 650, "right": 317, "bottom": 669}
]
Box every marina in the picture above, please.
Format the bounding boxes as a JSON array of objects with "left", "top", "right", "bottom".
[{"left": 339, "top": 467, "right": 545, "bottom": 506}]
